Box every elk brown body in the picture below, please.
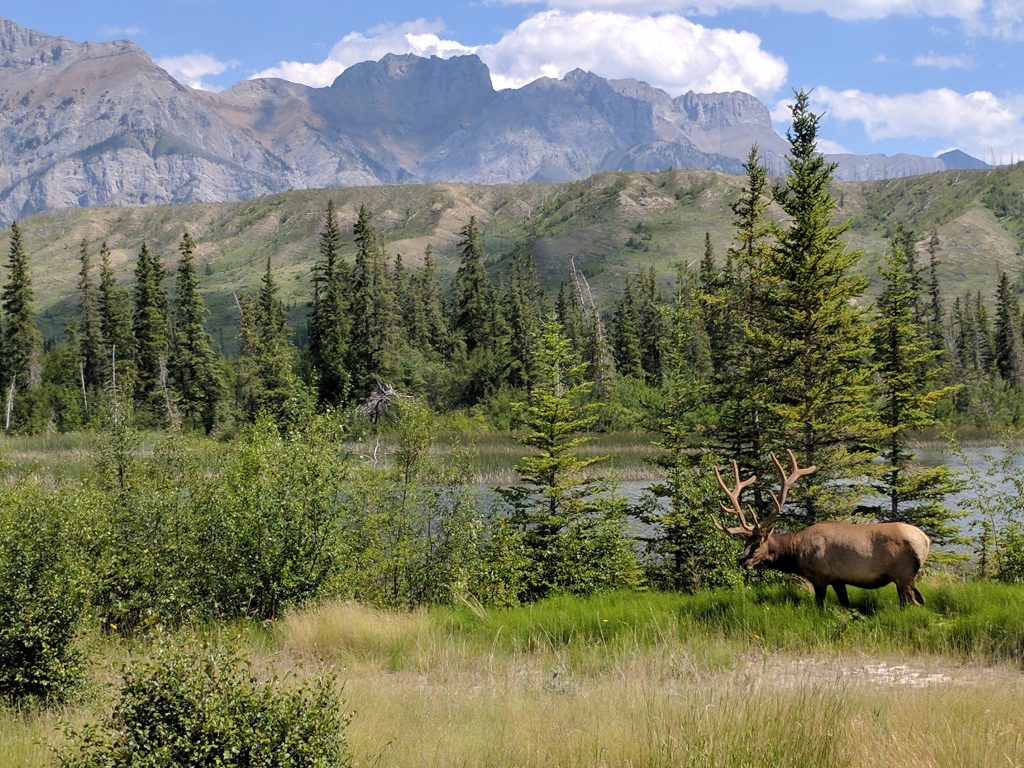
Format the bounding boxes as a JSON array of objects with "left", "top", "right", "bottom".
[{"left": 713, "top": 451, "right": 931, "bottom": 609}]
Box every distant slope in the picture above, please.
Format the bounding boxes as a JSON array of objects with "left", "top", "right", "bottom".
[{"left": 2, "top": 165, "right": 1022, "bottom": 345}]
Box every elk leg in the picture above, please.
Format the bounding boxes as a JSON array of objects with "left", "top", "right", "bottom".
[
  {"left": 832, "top": 582, "right": 851, "bottom": 608},
  {"left": 813, "top": 582, "right": 827, "bottom": 609},
  {"left": 896, "top": 583, "right": 911, "bottom": 608}
]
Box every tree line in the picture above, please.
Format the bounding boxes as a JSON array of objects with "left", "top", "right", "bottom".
[{"left": 0, "top": 93, "right": 1021, "bottom": 534}]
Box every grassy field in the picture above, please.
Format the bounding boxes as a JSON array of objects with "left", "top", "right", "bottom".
[{"left": 7, "top": 584, "right": 1024, "bottom": 767}]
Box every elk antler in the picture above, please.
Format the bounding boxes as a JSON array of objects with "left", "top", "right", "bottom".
[
  {"left": 760, "top": 449, "right": 817, "bottom": 532},
  {"left": 713, "top": 460, "right": 758, "bottom": 537}
]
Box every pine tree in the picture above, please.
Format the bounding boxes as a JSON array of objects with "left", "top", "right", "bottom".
[
  {"left": 77, "top": 239, "right": 106, "bottom": 392},
  {"left": 504, "top": 246, "right": 544, "bottom": 392},
  {"left": 1, "top": 221, "right": 40, "bottom": 429},
  {"left": 612, "top": 277, "right": 644, "bottom": 379},
  {"left": 308, "top": 199, "right": 350, "bottom": 406},
  {"left": 924, "top": 231, "right": 949, "bottom": 370},
  {"left": 994, "top": 271, "right": 1024, "bottom": 388},
  {"left": 762, "top": 91, "right": 880, "bottom": 522},
  {"left": 702, "top": 147, "right": 777, "bottom": 492},
  {"left": 346, "top": 205, "right": 402, "bottom": 396},
  {"left": 451, "top": 217, "right": 503, "bottom": 353},
  {"left": 170, "top": 233, "right": 222, "bottom": 433},
  {"left": 131, "top": 243, "right": 172, "bottom": 424},
  {"left": 237, "top": 255, "right": 310, "bottom": 425},
  {"left": 635, "top": 268, "right": 665, "bottom": 384},
  {"left": 870, "top": 229, "right": 962, "bottom": 544},
  {"left": 974, "top": 292, "right": 997, "bottom": 375},
  {"left": 556, "top": 281, "right": 585, "bottom": 351},
  {"left": 638, "top": 265, "right": 733, "bottom": 591},
  {"left": 98, "top": 242, "right": 134, "bottom": 376},
  {"left": 499, "top": 316, "right": 642, "bottom": 599},
  {"left": 411, "top": 244, "right": 448, "bottom": 356}
]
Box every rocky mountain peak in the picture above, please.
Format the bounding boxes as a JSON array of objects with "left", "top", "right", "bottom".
[{"left": 677, "top": 90, "right": 773, "bottom": 129}]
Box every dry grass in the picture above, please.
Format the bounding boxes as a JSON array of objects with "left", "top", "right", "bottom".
[{"left": 8, "top": 596, "right": 1024, "bottom": 767}]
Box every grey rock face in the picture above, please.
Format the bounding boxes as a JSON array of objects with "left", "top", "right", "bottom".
[{"left": 0, "top": 17, "right": 990, "bottom": 224}]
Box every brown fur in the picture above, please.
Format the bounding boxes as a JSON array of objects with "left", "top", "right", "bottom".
[{"left": 738, "top": 521, "right": 931, "bottom": 609}]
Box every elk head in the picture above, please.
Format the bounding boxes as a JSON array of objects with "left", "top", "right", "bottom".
[{"left": 712, "top": 449, "right": 816, "bottom": 569}]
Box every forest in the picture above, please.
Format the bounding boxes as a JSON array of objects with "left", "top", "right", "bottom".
[{"left": 4, "top": 91, "right": 1024, "bottom": 766}]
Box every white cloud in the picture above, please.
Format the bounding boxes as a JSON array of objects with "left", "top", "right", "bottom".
[
  {"left": 480, "top": 11, "right": 786, "bottom": 97},
  {"left": 251, "top": 11, "right": 787, "bottom": 99},
  {"left": 817, "top": 137, "right": 853, "bottom": 154},
  {"left": 500, "top": 0, "right": 983, "bottom": 21},
  {"left": 912, "top": 51, "right": 975, "bottom": 68},
  {"left": 987, "top": 0, "right": 1024, "bottom": 38},
  {"left": 156, "top": 52, "right": 240, "bottom": 91},
  {"left": 251, "top": 19, "right": 475, "bottom": 87},
  {"left": 873, "top": 53, "right": 897, "bottom": 63},
  {"left": 813, "top": 86, "right": 1024, "bottom": 164}
]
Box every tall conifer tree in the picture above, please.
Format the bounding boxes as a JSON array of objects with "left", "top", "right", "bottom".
[
  {"left": 77, "top": 239, "right": 106, "bottom": 391},
  {"left": 994, "top": 271, "right": 1024, "bottom": 388},
  {"left": 308, "top": 199, "right": 350, "bottom": 406},
  {"left": 762, "top": 91, "right": 879, "bottom": 522},
  {"left": 98, "top": 242, "right": 133, "bottom": 376},
  {"left": 171, "top": 233, "right": 222, "bottom": 433},
  {"left": 612, "top": 278, "right": 644, "bottom": 380},
  {"left": 870, "top": 229, "right": 962, "bottom": 543},
  {"left": 1, "top": 221, "right": 39, "bottom": 428},
  {"left": 132, "top": 243, "right": 172, "bottom": 423}
]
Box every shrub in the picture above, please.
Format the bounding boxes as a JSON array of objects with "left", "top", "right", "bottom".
[
  {"left": 60, "top": 643, "right": 351, "bottom": 768},
  {"left": 0, "top": 481, "right": 86, "bottom": 704}
]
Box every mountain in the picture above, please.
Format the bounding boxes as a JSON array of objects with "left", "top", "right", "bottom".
[
  {"left": 0, "top": 17, "right": 993, "bottom": 225},
  {"left": 937, "top": 149, "right": 991, "bottom": 170}
]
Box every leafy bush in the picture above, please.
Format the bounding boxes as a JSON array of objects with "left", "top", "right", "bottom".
[
  {"left": 60, "top": 643, "right": 350, "bottom": 767},
  {"left": 334, "top": 402, "right": 484, "bottom": 607},
  {"left": 188, "top": 415, "right": 351, "bottom": 619},
  {"left": 0, "top": 481, "right": 87, "bottom": 704}
]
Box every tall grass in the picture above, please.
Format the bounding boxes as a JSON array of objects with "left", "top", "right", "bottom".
[{"left": 10, "top": 583, "right": 1024, "bottom": 767}]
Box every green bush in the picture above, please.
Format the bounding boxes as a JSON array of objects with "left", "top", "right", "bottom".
[
  {"left": 0, "top": 481, "right": 86, "bottom": 704},
  {"left": 188, "top": 415, "right": 351, "bottom": 620},
  {"left": 60, "top": 643, "right": 350, "bottom": 768}
]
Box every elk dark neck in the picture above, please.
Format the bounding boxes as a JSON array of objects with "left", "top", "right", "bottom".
[{"left": 765, "top": 532, "right": 802, "bottom": 575}]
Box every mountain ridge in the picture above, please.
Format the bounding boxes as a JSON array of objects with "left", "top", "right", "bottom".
[{"left": 0, "top": 17, "right": 990, "bottom": 225}]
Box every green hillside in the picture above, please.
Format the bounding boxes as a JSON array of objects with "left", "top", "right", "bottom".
[{"left": 2, "top": 164, "right": 1022, "bottom": 346}]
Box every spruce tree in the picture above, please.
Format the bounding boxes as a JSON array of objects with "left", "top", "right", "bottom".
[
  {"left": 170, "top": 233, "right": 222, "bottom": 433},
  {"left": 237, "top": 255, "right": 309, "bottom": 425},
  {"left": 635, "top": 268, "right": 665, "bottom": 384},
  {"left": 612, "top": 277, "right": 643, "bottom": 380},
  {"left": 411, "top": 244, "right": 448, "bottom": 356},
  {"left": 499, "top": 316, "right": 642, "bottom": 599},
  {"left": 77, "top": 239, "right": 106, "bottom": 392},
  {"left": 131, "top": 243, "right": 172, "bottom": 424},
  {"left": 556, "top": 281, "right": 585, "bottom": 351},
  {"left": 705, "top": 147, "right": 777, "bottom": 489},
  {"left": 451, "top": 217, "right": 503, "bottom": 353},
  {"left": 639, "top": 265, "right": 733, "bottom": 591},
  {"left": 98, "top": 242, "right": 134, "bottom": 377},
  {"left": 995, "top": 271, "right": 1024, "bottom": 389},
  {"left": 346, "top": 205, "right": 402, "bottom": 396},
  {"left": 1, "top": 221, "right": 39, "bottom": 429},
  {"left": 308, "top": 199, "right": 350, "bottom": 406},
  {"left": 870, "top": 229, "right": 962, "bottom": 544},
  {"left": 762, "top": 91, "right": 880, "bottom": 522},
  {"left": 924, "top": 231, "right": 950, "bottom": 373},
  {"left": 504, "top": 246, "right": 544, "bottom": 392}
]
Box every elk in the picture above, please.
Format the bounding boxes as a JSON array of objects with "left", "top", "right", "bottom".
[{"left": 712, "top": 450, "right": 930, "bottom": 609}]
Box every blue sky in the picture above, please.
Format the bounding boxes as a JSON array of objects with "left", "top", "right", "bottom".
[{"left": 4, "top": 0, "right": 1023, "bottom": 163}]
